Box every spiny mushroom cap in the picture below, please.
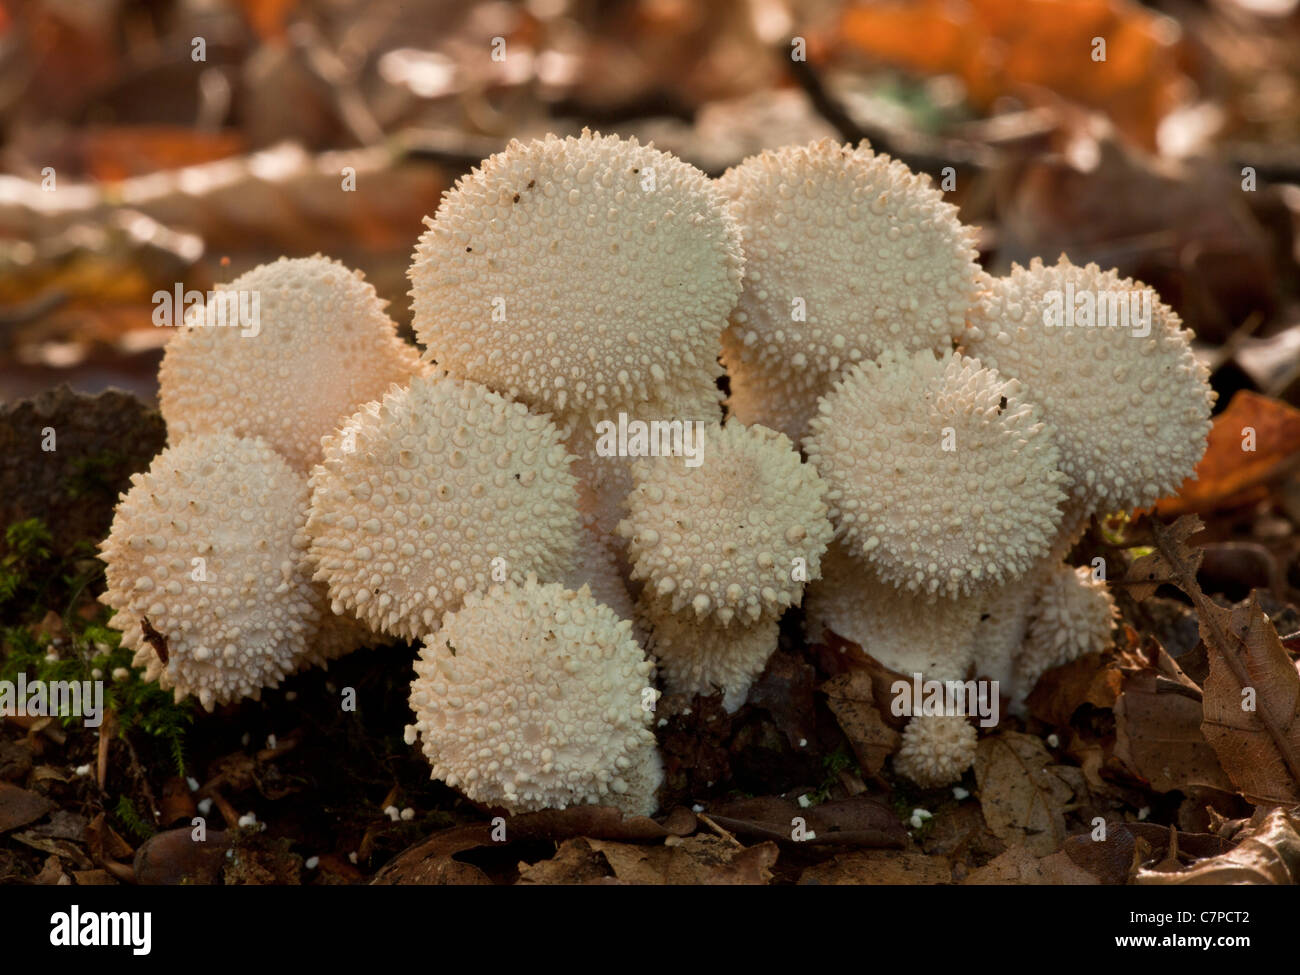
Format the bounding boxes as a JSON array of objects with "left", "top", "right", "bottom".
[
  {"left": 893, "top": 715, "right": 978, "bottom": 788},
  {"left": 962, "top": 255, "right": 1215, "bottom": 511},
  {"left": 805, "top": 542, "right": 977, "bottom": 681},
  {"left": 306, "top": 374, "right": 581, "bottom": 641},
  {"left": 160, "top": 255, "right": 425, "bottom": 472},
  {"left": 717, "top": 138, "right": 979, "bottom": 377},
  {"left": 618, "top": 421, "right": 832, "bottom": 625},
  {"left": 99, "top": 433, "right": 319, "bottom": 711},
  {"left": 638, "top": 594, "right": 780, "bottom": 712},
  {"left": 407, "top": 577, "right": 661, "bottom": 815},
  {"left": 1015, "top": 563, "right": 1118, "bottom": 697},
  {"left": 408, "top": 129, "right": 744, "bottom": 414},
  {"left": 806, "top": 349, "right": 1066, "bottom": 598}
]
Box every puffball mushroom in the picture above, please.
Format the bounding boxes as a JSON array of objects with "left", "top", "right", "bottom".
[
  {"left": 962, "top": 255, "right": 1215, "bottom": 512},
  {"left": 638, "top": 593, "right": 782, "bottom": 713},
  {"left": 618, "top": 420, "right": 833, "bottom": 626},
  {"left": 718, "top": 138, "right": 981, "bottom": 441},
  {"left": 407, "top": 576, "right": 662, "bottom": 816},
  {"left": 564, "top": 524, "right": 640, "bottom": 636},
  {"left": 1014, "top": 564, "right": 1118, "bottom": 699},
  {"left": 564, "top": 381, "right": 723, "bottom": 548},
  {"left": 893, "top": 715, "right": 979, "bottom": 789},
  {"left": 159, "top": 255, "right": 425, "bottom": 472},
  {"left": 99, "top": 433, "right": 319, "bottom": 711},
  {"left": 806, "top": 349, "right": 1066, "bottom": 599},
  {"left": 306, "top": 373, "right": 581, "bottom": 640},
  {"left": 805, "top": 543, "right": 978, "bottom": 682},
  {"left": 408, "top": 129, "right": 744, "bottom": 415}
]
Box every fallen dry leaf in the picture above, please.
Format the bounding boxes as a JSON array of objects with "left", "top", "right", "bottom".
[
  {"left": 799, "top": 849, "right": 952, "bottom": 885},
  {"left": 1157, "top": 391, "right": 1300, "bottom": 516},
  {"left": 0, "top": 783, "right": 55, "bottom": 834},
  {"left": 1125, "top": 515, "right": 1206, "bottom": 601},
  {"left": 372, "top": 805, "right": 696, "bottom": 885},
  {"left": 1112, "top": 640, "right": 1235, "bottom": 793},
  {"left": 1026, "top": 647, "right": 1124, "bottom": 727},
  {"left": 1200, "top": 594, "right": 1300, "bottom": 804},
  {"left": 705, "top": 795, "right": 906, "bottom": 848},
  {"left": 832, "top": 0, "right": 1188, "bottom": 147},
  {"left": 964, "top": 845, "right": 1100, "bottom": 884},
  {"left": 1135, "top": 807, "right": 1300, "bottom": 884},
  {"left": 974, "top": 732, "right": 1078, "bottom": 856},
  {"left": 1129, "top": 517, "right": 1300, "bottom": 803},
  {"left": 821, "top": 669, "right": 901, "bottom": 776},
  {"left": 133, "top": 828, "right": 233, "bottom": 885},
  {"left": 585, "top": 835, "right": 778, "bottom": 885},
  {"left": 917, "top": 800, "right": 1007, "bottom": 864},
  {"left": 516, "top": 838, "right": 613, "bottom": 885},
  {"left": 747, "top": 649, "right": 819, "bottom": 748}
]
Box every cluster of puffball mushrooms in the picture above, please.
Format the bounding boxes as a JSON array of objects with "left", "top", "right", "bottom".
[{"left": 99, "top": 132, "right": 1215, "bottom": 815}]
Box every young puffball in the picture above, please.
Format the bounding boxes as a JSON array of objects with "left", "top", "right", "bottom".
[
  {"left": 803, "top": 348, "right": 1067, "bottom": 787},
  {"left": 804, "top": 542, "right": 979, "bottom": 683},
  {"left": 718, "top": 139, "right": 981, "bottom": 442},
  {"left": 306, "top": 373, "right": 581, "bottom": 641},
  {"left": 893, "top": 715, "right": 979, "bottom": 789},
  {"left": 99, "top": 433, "right": 320, "bottom": 711},
  {"left": 619, "top": 420, "right": 833, "bottom": 711},
  {"left": 407, "top": 576, "right": 662, "bottom": 816},
  {"left": 619, "top": 421, "right": 832, "bottom": 626},
  {"left": 159, "top": 255, "right": 425, "bottom": 473},
  {"left": 638, "top": 595, "right": 782, "bottom": 714}
]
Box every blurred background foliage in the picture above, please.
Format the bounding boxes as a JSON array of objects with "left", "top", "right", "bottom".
[{"left": 0, "top": 0, "right": 1297, "bottom": 413}]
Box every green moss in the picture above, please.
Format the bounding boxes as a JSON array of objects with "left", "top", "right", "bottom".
[
  {"left": 0, "top": 518, "right": 54, "bottom": 609},
  {"left": 0, "top": 525, "right": 194, "bottom": 776},
  {"left": 65, "top": 449, "right": 131, "bottom": 502},
  {"left": 808, "top": 742, "right": 860, "bottom": 805},
  {"left": 113, "top": 794, "right": 156, "bottom": 842}
]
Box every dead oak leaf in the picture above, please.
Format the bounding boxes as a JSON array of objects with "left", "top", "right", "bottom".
[
  {"left": 705, "top": 794, "right": 906, "bottom": 848},
  {"left": 1135, "top": 807, "right": 1300, "bottom": 884},
  {"left": 1157, "top": 391, "right": 1300, "bottom": 516},
  {"left": 799, "top": 850, "right": 952, "bottom": 885},
  {"left": 1200, "top": 594, "right": 1300, "bottom": 804},
  {"left": 1134, "top": 518, "right": 1300, "bottom": 802},
  {"left": 0, "top": 782, "right": 54, "bottom": 834},
  {"left": 516, "top": 838, "right": 613, "bottom": 885},
  {"left": 821, "top": 669, "right": 901, "bottom": 776},
  {"left": 1112, "top": 641, "right": 1235, "bottom": 794},
  {"left": 974, "top": 732, "right": 1077, "bottom": 856},
  {"left": 1124, "top": 514, "right": 1205, "bottom": 601},
  {"left": 964, "top": 845, "right": 1099, "bottom": 885},
  {"left": 584, "top": 835, "right": 778, "bottom": 885}
]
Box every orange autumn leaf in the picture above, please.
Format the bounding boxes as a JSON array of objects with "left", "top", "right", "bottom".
[
  {"left": 831, "top": 0, "right": 1188, "bottom": 148},
  {"left": 234, "top": 0, "right": 299, "bottom": 43},
  {"left": 81, "top": 126, "right": 246, "bottom": 182},
  {"left": 1157, "top": 390, "right": 1300, "bottom": 516}
]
